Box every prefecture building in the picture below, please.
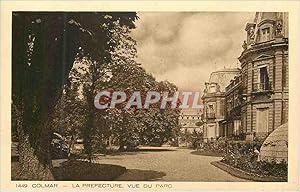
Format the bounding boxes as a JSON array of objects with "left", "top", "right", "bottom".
[
  {"left": 238, "top": 12, "right": 288, "bottom": 140},
  {"left": 201, "top": 68, "right": 240, "bottom": 141},
  {"left": 223, "top": 74, "right": 243, "bottom": 139},
  {"left": 202, "top": 12, "right": 288, "bottom": 142}
]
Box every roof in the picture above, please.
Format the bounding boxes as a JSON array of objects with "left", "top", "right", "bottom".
[
  {"left": 208, "top": 68, "right": 240, "bottom": 92},
  {"left": 254, "top": 12, "right": 277, "bottom": 23},
  {"left": 253, "top": 12, "right": 289, "bottom": 39}
]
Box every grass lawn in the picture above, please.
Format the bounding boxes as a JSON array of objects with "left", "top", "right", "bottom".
[
  {"left": 53, "top": 160, "right": 126, "bottom": 180},
  {"left": 12, "top": 160, "right": 126, "bottom": 181}
]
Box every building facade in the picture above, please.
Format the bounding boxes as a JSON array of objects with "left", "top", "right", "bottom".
[
  {"left": 179, "top": 112, "right": 202, "bottom": 133},
  {"left": 202, "top": 12, "right": 288, "bottom": 142},
  {"left": 178, "top": 111, "right": 203, "bottom": 146},
  {"left": 222, "top": 74, "right": 244, "bottom": 139},
  {"left": 202, "top": 68, "right": 240, "bottom": 141},
  {"left": 239, "top": 12, "right": 289, "bottom": 140}
]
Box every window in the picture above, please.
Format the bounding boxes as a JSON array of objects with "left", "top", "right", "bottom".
[
  {"left": 207, "top": 104, "right": 215, "bottom": 118},
  {"left": 256, "top": 66, "right": 270, "bottom": 91},
  {"left": 261, "top": 28, "right": 270, "bottom": 42},
  {"left": 227, "top": 96, "right": 233, "bottom": 111},
  {"left": 242, "top": 114, "right": 247, "bottom": 133},
  {"left": 234, "top": 92, "right": 240, "bottom": 107},
  {"left": 220, "top": 99, "right": 224, "bottom": 116},
  {"left": 208, "top": 104, "right": 214, "bottom": 113},
  {"left": 256, "top": 108, "right": 269, "bottom": 133},
  {"left": 209, "top": 84, "right": 216, "bottom": 93},
  {"left": 233, "top": 120, "right": 241, "bottom": 136},
  {"left": 207, "top": 124, "right": 216, "bottom": 139},
  {"left": 260, "top": 67, "right": 269, "bottom": 90}
]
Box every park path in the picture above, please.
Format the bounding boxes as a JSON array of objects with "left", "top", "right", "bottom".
[{"left": 95, "top": 146, "right": 248, "bottom": 182}]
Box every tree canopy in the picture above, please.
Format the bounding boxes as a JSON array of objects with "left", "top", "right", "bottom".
[{"left": 12, "top": 12, "right": 138, "bottom": 166}]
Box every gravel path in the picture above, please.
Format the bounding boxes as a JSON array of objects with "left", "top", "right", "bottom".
[{"left": 95, "top": 146, "right": 249, "bottom": 182}]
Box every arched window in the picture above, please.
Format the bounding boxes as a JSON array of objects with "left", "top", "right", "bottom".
[{"left": 261, "top": 27, "right": 270, "bottom": 41}]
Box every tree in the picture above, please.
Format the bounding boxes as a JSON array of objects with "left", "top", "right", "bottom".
[
  {"left": 67, "top": 18, "right": 141, "bottom": 158},
  {"left": 102, "top": 66, "right": 181, "bottom": 149},
  {"left": 137, "top": 81, "right": 181, "bottom": 146},
  {"left": 49, "top": 13, "right": 181, "bottom": 155},
  {"left": 12, "top": 12, "right": 137, "bottom": 180},
  {"left": 50, "top": 69, "right": 87, "bottom": 152}
]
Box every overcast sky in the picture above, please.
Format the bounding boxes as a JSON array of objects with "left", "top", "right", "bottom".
[{"left": 131, "top": 12, "right": 254, "bottom": 93}]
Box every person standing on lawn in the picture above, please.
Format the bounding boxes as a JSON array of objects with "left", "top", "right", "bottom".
[{"left": 254, "top": 147, "right": 261, "bottom": 162}]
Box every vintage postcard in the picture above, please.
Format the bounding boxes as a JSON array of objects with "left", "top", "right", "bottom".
[{"left": 1, "top": 1, "right": 299, "bottom": 191}]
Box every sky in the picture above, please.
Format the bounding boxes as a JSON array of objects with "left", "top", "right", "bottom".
[{"left": 131, "top": 12, "right": 254, "bottom": 94}]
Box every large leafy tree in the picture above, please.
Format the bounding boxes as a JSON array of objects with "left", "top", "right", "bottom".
[
  {"left": 68, "top": 20, "right": 151, "bottom": 154},
  {"left": 67, "top": 19, "right": 141, "bottom": 159},
  {"left": 12, "top": 12, "right": 137, "bottom": 180},
  {"left": 136, "top": 81, "right": 181, "bottom": 146},
  {"left": 38, "top": 12, "right": 181, "bottom": 159},
  {"left": 107, "top": 65, "right": 157, "bottom": 151},
  {"left": 50, "top": 69, "right": 86, "bottom": 152}
]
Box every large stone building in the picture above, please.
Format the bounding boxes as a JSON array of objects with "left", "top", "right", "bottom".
[
  {"left": 178, "top": 110, "right": 203, "bottom": 146},
  {"left": 202, "top": 12, "right": 289, "bottom": 142},
  {"left": 179, "top": 111, "right": 202, "bottom": 134},
  {"left": 238, "top": 12, "right": 289, "bottom": 140},
  {"left": 202, "top": 68, "right": 240, "bottom": 141},
  {"left": 223, "top": 74, "right": 243, "bottom": 139}
]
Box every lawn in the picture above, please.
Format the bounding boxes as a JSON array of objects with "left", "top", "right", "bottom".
[{"left": 12, "top": 160, "right": 126, "bottom": 181}]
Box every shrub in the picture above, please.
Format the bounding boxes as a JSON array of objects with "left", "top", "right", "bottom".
[
  {"left": 199, "top": 139, "right": 288, "bottom": 179},
  {"left": 220, "top": 143, "right": 287, "bottom": 178}
]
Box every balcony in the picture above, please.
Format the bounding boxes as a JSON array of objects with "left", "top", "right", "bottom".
[
  {"left": 252, "top": 82, "right": 273, "bottom": 93},
  {"left": 206, "top": 113, "right": 216, "bottom": 119}
]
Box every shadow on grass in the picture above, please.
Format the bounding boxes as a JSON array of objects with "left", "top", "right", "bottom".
[
  {"left": 51, "top": 160, "right": 166, "bottom": 181},
  {"left": 104, "top": 151, "right": 143, "bottom": 156},
  {"left": 94, "top": 148, "right": 177, "bottom": 157},
  {"left": 116, "top": 169, "right": 166, "bottom": 181},
  {"left": 137, "top": 148, "right": 176, "bottom": 152},
  {"left": 52, "top": 160, "right": 126, "bottom": 181},
  {"left": 190, "top": 150, "right": 224, "bottom": 157},
  {"left": 13, "top": 160, "right": 166, "bottom": 181}
]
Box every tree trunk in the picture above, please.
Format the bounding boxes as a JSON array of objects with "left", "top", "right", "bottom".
[
  {"left": 108, "top": 135, "right": 113, "bottom": 150},
  {"left": 83, "top": 110, "right": 94, "bottom": 162},
  {"left": 69, "top": 135, "right": 76, "bottom": 154},
  {"left": 17, "top": 127, "right": 54, "bottom": 180},
  {"left": 118, "top": 136, "right": 125, "bottom": 151},
  {"left": 118, "top": 144, "right": 125, "bottom": 151}
]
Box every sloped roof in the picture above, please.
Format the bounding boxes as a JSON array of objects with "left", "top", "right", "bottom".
[
  {"left": 208, "top": 68, "right": 240, "bottom": 92},
  {"left": 254, "top": 12, "right": 276, "bottom": 23},
  {"left": 253, "top": 12, "right": 289, "bottom": 39}
]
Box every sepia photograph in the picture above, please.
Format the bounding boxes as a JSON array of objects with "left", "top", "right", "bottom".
[{"left": 9, "top": 11, "right": 290, "bottom": 183}]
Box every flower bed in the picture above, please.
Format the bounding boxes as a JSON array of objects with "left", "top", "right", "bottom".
[
  {"left": 197, "top": 138, "right": 288, "bottom": 180},
  {"left": 211, "top": 161, "right": 287, "bottom": 182},
  {"left": 221, "top": 150, "right": 287, "bottom": 179}
]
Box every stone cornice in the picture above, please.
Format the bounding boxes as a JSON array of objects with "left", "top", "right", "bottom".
[{"left": 239, "top": 38, "right": 288, "bottom": 63}]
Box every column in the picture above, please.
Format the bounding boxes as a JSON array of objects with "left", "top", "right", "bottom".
[
  {"left": 274, "top": 49, "right": 283, "bottom": 129},
  {"left": 246, "top": 62, "right": 253, "bottom": 133}
]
